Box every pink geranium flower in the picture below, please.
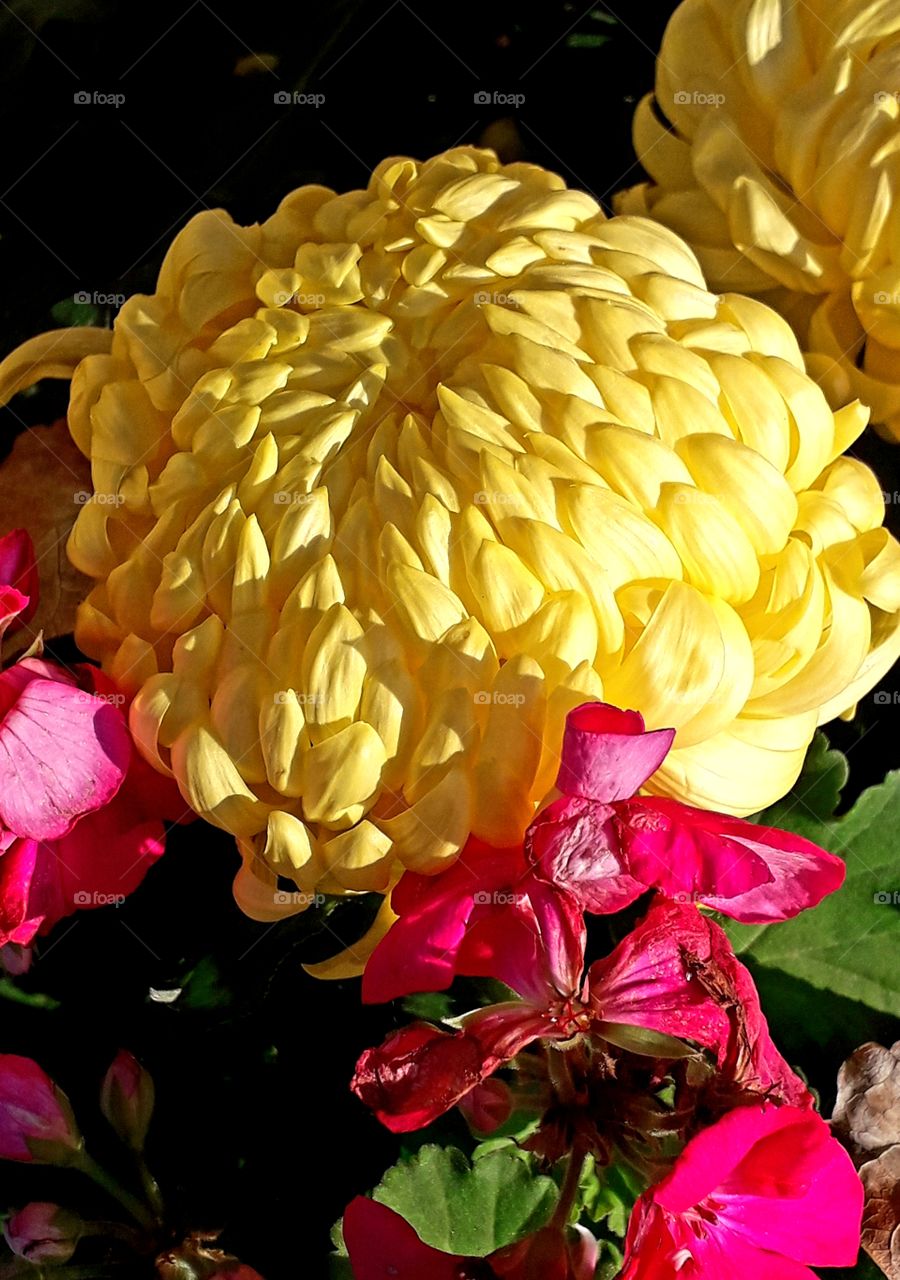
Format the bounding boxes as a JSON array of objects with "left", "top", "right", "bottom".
[
  {"left": 527, "top": 702, "right": 846, "bottom": 923},
  {"left": 621, "top": 1104, "right": 863, "bottom": 1279},
  {"left": 353, "top": 897, "right": 807, "bottom": 1133},
  {"left": 0, "top": 529, "right": 183, "bottom": 946}
]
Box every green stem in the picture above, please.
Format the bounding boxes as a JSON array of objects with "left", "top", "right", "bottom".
[
  {"left": 74, "top": 1152, "right": 158, "bottom": 1232},
  {"left": 135, "top": 1155, "right": 165, "bottom": 1220},
  {"left": 551, "top": 1144, "right": 589, "bottom": 1230}
]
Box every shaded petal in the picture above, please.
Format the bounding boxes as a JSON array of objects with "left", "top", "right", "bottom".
[
  {"left": 343, "top": 1197, "right": 464, "bottom": 1280},
  {"left": 556, "top": 702, "right": 675, "bottom": 801},
  {"left": 0, "top": 666, "right": 130, "bottom": 840}
]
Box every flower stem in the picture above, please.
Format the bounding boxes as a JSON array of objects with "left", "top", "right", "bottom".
[
  {"left": 551, "top": 1143, "right": 589, "bottom": 1230},
  {"left": 74, "top": 1152, "right": 158, "bottom": 1232},
  {"left": 135, "top": 1155, "right": 165, "bottom": 1219}
]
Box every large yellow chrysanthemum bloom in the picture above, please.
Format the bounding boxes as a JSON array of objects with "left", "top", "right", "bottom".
[
  {"left": 615, "top": 0, "right": 900, "bottom": 440},
  {"left": 1, "top": 147, "right": 899, "bottom": 939}
]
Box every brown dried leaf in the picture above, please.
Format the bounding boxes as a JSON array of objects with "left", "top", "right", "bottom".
[
  {"left": 860, "top": 1147, "right": 900, "bottom": 1280},
  {"left": 833, "top": 1043, "right": 900, "bottom": 1279},
  {"left": 0, "top": 418, "right": 92, "bottom": 645}
]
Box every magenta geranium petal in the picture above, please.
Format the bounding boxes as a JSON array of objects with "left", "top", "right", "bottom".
[
  {"left": 526, "top": 793, "right": 645, "bottom": 915},
  {"left": 555, "top": 702, "right": 675, "bottom": 802},
  {"left": 0, "top": 529, "right": 38, "bottom": 635},
  {"left": 343, "top": 1197, "right": 464, "bottom": 1279},
  {"left": 623, "top": 1105, "right": 863, "bottom": 1279},
  {"left": 587, "top": 900, "right": 732, "bottom": 1053},
  {"left": 0, "top": 664, "right": 130, "bottom": 841}
]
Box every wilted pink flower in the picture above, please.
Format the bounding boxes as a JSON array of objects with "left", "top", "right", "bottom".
[
  {"left": 3, "top": 1202, "right": 81, "bottom": 1263},
  {"left": 0, "top": 1055, "right": 81, "bottom": 1164},
  {"left": 100, "top": 1050, "right": 154, "bottom": 1152},
  {"left": 353, "top": 898, "right": 805, "bottom": 1133},
  {"left": 621, "top": 1104, "right": 863, "bottom": 1279},
  {"left": 528, "top": 702, "right": 845, "bottom": 923}
]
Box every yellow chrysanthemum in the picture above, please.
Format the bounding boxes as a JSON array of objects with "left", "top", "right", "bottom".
[
  {"left": 615, "top": 0, "right": 900, "bottom": 439},
  {"left": 1, "top": 147, "right": 899, "bottom": 938}
]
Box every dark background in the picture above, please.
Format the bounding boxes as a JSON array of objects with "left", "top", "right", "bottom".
[{"left": 0, "top": 3, "right": 897, "bottom": 1276}]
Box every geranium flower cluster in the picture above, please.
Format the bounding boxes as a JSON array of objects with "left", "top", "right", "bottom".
[{"left": 345, "top": 703, "right": 864, "bottom": 1278}]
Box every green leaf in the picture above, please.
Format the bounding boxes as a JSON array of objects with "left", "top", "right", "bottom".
[
  {"left": 50, "top": 297, "right": 100, "bottom": 328},
  {"left": 580, "top": 1160, "right": 643, "bottom": 1236},
  {"left": 566, "top": 32, "right": 611, "bottom": 48},
  {"left": 820, "top": 1255, "right": 885, "bottom": 1279},
  {"left": 401, "top": 991, "right": 454, "bottom": 1021},
  {"left": 726, "top": 772, "right": 900, "bottom": 1018},
  {"left": 373, "top": 1144, "right": 558, "bottom": 1257}
]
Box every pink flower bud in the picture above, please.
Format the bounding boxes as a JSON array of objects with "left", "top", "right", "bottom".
[
  {"left": 0, "top": 1055, "right": 81, "bottom": 1164},
  {"left": 3, "top": 1202, "right": 82, "bottom": 1263},
  {"left": 100, "top": 1050, "right": 154, "bottom": 1151}
]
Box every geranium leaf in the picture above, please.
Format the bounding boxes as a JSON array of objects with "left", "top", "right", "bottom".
[
  {"left": 372, "top": 1143, "right": 558, "bottom": 1257},
  {"left": 726, "top": 772, "right": 900, "bottom": 1018}
]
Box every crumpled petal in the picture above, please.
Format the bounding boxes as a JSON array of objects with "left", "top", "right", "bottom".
[{"left": 555, "top": 701, "right": 675, "bottom": 802}]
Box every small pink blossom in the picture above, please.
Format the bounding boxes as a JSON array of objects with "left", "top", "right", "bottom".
[
  {"left": 3, "top": 1202, "right": 81, "bottom": 1263},
  {"left": 621, "top": 1104, "right": 863, "bottom": 1279},
  {"left": 0, "top": 1054, "right": 81, "bottom": 1164}
]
